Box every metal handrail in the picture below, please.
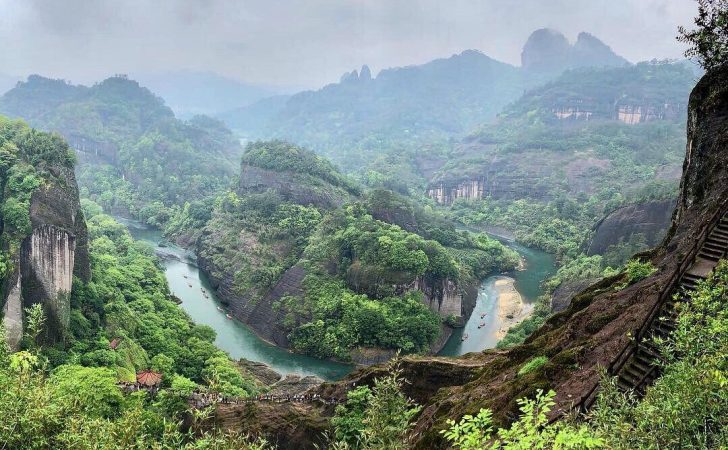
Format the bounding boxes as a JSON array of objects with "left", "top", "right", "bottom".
[{"left": 573, "top": 200, "right": 728, "bottom": 412}]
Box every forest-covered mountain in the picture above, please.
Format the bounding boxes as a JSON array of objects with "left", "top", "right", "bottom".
[
  {"left": 218, "top": 29, "right": 629, "bottom": 170},
  {"left": 0, "top": 75, "right": 242, "bottom": 226},
  {"left": 425, "top": 62, "right": 695, "bottom": 258},
  {"left": 192, "top": 141, "right": 519, "bottom": 362}
]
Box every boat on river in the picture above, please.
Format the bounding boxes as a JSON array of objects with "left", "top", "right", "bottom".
[{"left": 226, "top": 314, "right": 233, "bottom": 320}]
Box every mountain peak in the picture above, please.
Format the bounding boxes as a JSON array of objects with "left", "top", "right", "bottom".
[
  {"left": 521, "top": 28, "right": 628, "bottom": 73},
  {"left": 360, "top": 65, "right": 372, "bottom": 81}
]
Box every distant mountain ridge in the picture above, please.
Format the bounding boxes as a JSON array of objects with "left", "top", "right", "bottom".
[
  {"left": 218, "top": 28, "right": 630, "bottom": 163},
  {"left": 0, "top": 74, "right": 242, "bottom": 223},
  {"left": 133, "top": 70, "right": 282, "bottom": 118}
]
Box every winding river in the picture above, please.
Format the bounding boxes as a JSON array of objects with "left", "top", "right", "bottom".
[{"left": 119, "top": 218, "right": 555, "bottom": 381}]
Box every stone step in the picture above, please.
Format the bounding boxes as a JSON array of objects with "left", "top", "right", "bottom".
[
  {"left": 705, "top": 238, "right": 728, "bottom": 249},
  {"left": 617, "top": 376, "right": 634, "bottom": 392},
  {"left": 623, "top": 365, "right": 646, "bottom": 382},
  {"left": 703, "top": 241, "right": 727, "bottom": 253},
  {"left": 638, "top": 343, "right": 662, "bottom": 360},
  {"left": 700, "top": 246, "right": 725, "bottom": 257},
  {"left": 712, "top": 229, "right": 728, "bottom": 240},
  {"left": 697, "top": 252, "right": 722, "bottom": 262},
  {"left": 631, "top": 356, "right": 654, "bottom": 374}
]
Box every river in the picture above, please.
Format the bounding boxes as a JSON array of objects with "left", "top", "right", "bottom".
[
  {"left": 119, "top": 218, "right": 554, "bottom": 380},
  {"left": 438, "top": 239, "right": 555, "bottom": 356}
]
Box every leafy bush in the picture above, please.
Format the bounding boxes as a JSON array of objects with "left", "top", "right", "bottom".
[
  {"left": 441, "top": 390, "right": 603, "bottom": 449},
  {"left": 624, "top": 259, "right": 657, "bottom": 285}
]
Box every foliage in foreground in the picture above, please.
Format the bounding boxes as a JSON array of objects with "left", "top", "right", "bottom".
[
  {"left": 441, "top": 390, "right": 603, "bottom": 450},
  {"left": 0, "top": 340, "right": 269, "bottom": 450},
  {"left": 678, "top": 0, "right": 728, "bottom": 70},
  {"left": 446, "top": 259, "right": 728, "bottom": 450},
  {"left": 329, "top": 364, "right": 422, "bottom": 450}
]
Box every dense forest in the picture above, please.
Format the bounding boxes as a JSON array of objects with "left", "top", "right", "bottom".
[
  {"left": 195, "top": 141, "right": 519, "bottom": 360},
  {"left": 1, "top": 3, "right": 727, "bottom": 447}
]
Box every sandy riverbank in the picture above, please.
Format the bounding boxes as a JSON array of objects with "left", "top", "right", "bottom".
[{"left": 494, "top": 277, "right": 531, "bottom": 339}]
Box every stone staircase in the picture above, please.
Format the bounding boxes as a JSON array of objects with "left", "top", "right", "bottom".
[{"left": 615, "top": 213, "right": 728, "bottom": 394}]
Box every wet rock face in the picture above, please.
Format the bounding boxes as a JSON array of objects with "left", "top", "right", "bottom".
[
  {"left": 2, "top": 271, "right": 23, "bottom": 351},
  {"left": 20, "top": 225, "right": 76, "bottom": 339},
  {"left": 196, "top": 251, "right": 306, "bottom": 348},
  {"left": 587, "top": 199, "right": 676, "bottom": 255},
  {"left": 1, "top": 165, "right": 89, "bottom": 347}
]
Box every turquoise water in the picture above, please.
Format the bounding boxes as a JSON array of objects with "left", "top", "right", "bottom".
[
  {"left": 119, "top": 218, "right": 554, "bottom": 376},
  {"left": 119, "top": 218, "right": 354, "bottom": 381},
  {"left": 438, "top": 234, "right": 555, "bottom": 356}
]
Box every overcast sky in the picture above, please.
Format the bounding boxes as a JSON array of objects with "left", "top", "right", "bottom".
[{"left": 0, "top": 0, "right": 697, "bottom": 89}]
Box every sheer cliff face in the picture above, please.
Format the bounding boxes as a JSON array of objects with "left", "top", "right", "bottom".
[{"left": 1, "top": 166, "right": 89, "bottom": 349}]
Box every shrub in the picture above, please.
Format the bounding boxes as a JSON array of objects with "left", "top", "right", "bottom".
[{"left": 517, "top": 356, "right": 548, "bottom": 376}]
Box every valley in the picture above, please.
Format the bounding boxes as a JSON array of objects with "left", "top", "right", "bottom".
[
  {"left": 121, "top": 216, "right": 555, "bottom": 376},
  {"left": 1, "top": 5, "right": 726, "bottom": 448}
]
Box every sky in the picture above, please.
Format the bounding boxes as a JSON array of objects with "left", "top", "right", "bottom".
[{"left": 0, "top": 0, "right": 697, "bottom": 89}]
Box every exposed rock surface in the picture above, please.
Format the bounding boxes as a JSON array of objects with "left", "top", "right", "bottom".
[
  {"left": 587, "top": 199, "right": 676, "bottom": 255},
  {"left": 237, "top": 359, "right": 283, "bottom": 386},
  {"left": 208, "top": 66, "right": 728, "bottom": 450},
  {"left": 239, "top": 164, "right": 351, "bottom": 209},
  {"left": 197, "top": 256, "right": 306, "bottom": 348},
  {"left": 1, "top": 164, "right": 90, "bottom": 347},
  {"left": 550, "top": 278, "right": 600, "bottom": 313}
]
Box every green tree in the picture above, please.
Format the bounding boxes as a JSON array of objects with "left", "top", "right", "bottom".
[{"left": 678, "top": 0, "right": 728, "bottom": 70}]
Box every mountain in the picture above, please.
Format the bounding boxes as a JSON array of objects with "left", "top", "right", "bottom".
[
  {"left": 521, "top": 29, "right": 629, "bottom": 74},
  {"left": 0, "top": 75, "right": 242, "bottom": 226},
  {"left": 221, "top": 50, "right": 529, "bottom": 170},
  {"left": 133, "top": 71, "right": 281, "bottom": 118},
  {"left": 194, "top": 141, "right": 519, "bottom": 363},
  {"left": 219, "top": 29, "right": 629, "bottom": 172},
  {"left": 204, "top": 58, "right": 728, "bottom": 450},
  {"left": 420, "top": 62, "right": 694, "bottom": 266}
]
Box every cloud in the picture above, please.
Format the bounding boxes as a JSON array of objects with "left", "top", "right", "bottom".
[{"left": 0, "top": 0, "right": 697, "bottom": 88}]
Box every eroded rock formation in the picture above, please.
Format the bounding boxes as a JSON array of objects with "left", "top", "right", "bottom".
[{"left": 1, "top": 166, "right": 89, "bottom": 348}]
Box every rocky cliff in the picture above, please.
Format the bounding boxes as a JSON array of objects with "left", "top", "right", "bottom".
[
  {"left": 1, "top": 142, "right": 90, "bottom": 349},
  {"left": 587, "top": 199, "right": 676, "bottom": 255},
  {"left": 207, "top": 65, "right": 728, "bottom": 450}
]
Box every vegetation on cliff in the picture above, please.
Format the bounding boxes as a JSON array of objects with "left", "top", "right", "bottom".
[
  {"left": 0, "top": 116, "right": 76, "bottom": 275},
  {"left": 0, "top": 76, "right": 241, "bottom": 229},
  {"left": 197, "top": 141, "right": 519, "bottom": 359}
]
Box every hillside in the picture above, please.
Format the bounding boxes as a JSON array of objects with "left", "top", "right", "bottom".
[
  {"left": 0, "top": 116, "right": 89, "bottom": 348},
  {"left": 202, "top": 58, "right": 728, "bottom": 450},
  {"left": 421, "top": 62, "right": 695, "bottom": 277},
  {"left": 0, "top": 75, "right": 242, "bottom": 227},
  {"left": 194, "top": 141, "right": 519, "bottom": 362}
]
